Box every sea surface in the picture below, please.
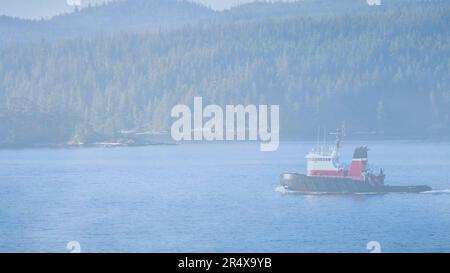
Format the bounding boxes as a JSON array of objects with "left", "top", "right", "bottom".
[{"left": 1, "top": 141, "right": 450, "bottom": 253}]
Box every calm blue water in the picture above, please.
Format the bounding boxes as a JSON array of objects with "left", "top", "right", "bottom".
[{"left": 1, "top": 141, "right": 450, "bottom": 253}]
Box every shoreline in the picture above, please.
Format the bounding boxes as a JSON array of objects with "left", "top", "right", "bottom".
[{"left": 2, "top": 138, "right": 450, "bottom": 150}]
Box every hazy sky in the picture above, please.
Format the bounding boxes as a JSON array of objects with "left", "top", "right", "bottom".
[{"left": 0, "top": 0, "right": 258, "bottom": 19}]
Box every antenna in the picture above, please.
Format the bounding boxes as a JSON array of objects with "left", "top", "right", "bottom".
[
  {"left": 341, "top": 121, "right": 346, "bottom": 138},
  {"left": 329, "top": 121, "right": 346, "bottom": 157},
  {"left": 316, "top": 127, "right": 320, "bottom": 150}
]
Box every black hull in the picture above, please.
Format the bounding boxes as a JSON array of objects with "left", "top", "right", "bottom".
[{"left": 280, "top": 173, "right": 432, "bottom": 194}]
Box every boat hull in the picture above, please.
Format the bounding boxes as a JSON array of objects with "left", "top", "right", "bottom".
[{"left": 280, "top": 173, "right": 432, "bottom": 194}]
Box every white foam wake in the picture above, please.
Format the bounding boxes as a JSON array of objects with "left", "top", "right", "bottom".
[
  {"left": 421, "top": 189, "right": 450, "bottom": 194},
  {"left": 275, "top": 186, "right": 288, "bottom": 194}
]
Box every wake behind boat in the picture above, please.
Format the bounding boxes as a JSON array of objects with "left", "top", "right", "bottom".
[{"left": 280, "top": 126, "right": 432, "bottom": 194}]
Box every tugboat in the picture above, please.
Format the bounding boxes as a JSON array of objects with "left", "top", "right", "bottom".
[{"left": 280, "top": 126, "right": 432, "bottom": 194}]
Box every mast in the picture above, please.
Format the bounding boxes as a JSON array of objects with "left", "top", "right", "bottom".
[{"left": 331, "top": 122, "right": 345, "bottom": 158}]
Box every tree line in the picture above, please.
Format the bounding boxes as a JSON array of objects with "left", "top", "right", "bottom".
[{"left": 0, "top": 1, "right": 449, "bottom": 146}]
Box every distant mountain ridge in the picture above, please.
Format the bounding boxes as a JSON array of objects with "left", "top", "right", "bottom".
[
  {"left": 0, "top": 0, "right": 215, "bottom": 45},
  {"left": 1, "top": 0, "right": 440, "bottom": 46}
]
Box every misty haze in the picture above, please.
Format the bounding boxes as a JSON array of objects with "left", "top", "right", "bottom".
[{"left": 1, "top": 0, "right": 450, "bottom": 255}]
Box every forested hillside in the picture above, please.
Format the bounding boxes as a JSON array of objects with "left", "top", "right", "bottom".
[
  {"left": 0, "top": 0, "right": 427, "bottom": 46},
  {"left": 0, "top": 0, "right": 214, "bottom": 46},
  {"left": 1, "top": 0, "right": 450, "bottom": 147}
]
